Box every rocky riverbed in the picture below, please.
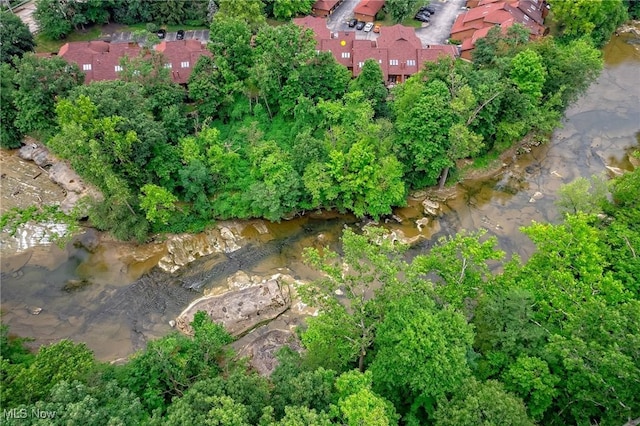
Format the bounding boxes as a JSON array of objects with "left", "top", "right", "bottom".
[{"left": 1, "top": 23, "right": 639, "bottom": 374}]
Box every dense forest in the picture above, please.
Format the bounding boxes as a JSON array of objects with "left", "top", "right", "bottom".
[
  {"left": 1, "top": 1, "right": 639, "bottom": 425},
  {"left": 1, "top": 0, "right": 631, "bottom": 241},
  {"left": 2, "top": 165, "right": 638, "bottom": 425}
]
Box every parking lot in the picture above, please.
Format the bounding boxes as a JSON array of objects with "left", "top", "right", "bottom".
[
  {"left": 108, "top": 29, "right": 210, "bottom": 44},
  {"left": 327, "top": 0, "right": 361, "bottom": 33},
  {"left": 325, "top": 0, "right": 468, "bottom": 47},
  {"left": 415, "top": 0, "right": 468, "bottom": 46}
]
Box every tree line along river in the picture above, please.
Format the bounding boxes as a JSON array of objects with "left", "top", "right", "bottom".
[{"left": 1, "top": 28, "right": 639, "bottom": 361}]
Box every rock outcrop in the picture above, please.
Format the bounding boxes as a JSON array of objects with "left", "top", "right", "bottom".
[
  {"left": 233, "top": 325, "right": 303, "bottom": 376},
  {"left": 157, "top": 222, "right": 246, "bottom": 273},
  {"left": 175, "top": 277, "right": 291, "bottom": 336},
  {"left": 422, "top": 198, "right": 442, "bottom": 216},
  {"left": 18, "top": 142, "right": 101, "bottom": 214}
]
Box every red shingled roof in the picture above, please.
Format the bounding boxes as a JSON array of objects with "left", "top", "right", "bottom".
[
  {"left": 294, "top": 19, "right": 458, "bottom": 82},
  {"left": 312, "top": 0, "right": 342, "bottom": 12},
  {"left": 451, "top": 0, "right": 546, "bottom": 59},
  {"left": 353, "top": 0, "right": 385, "bottom": 17},
  {"left": 58, "top": 40, "right": 211, "bottom": 85},
  {"left": 320, "top": 31, "right": 356, "bottom": 68},
  {"left": 376, "top": 24, "right": 422, "bottom": 49},
  {"left": 155, "top": 40, "right": 212, "bottom": 84},
  {"left": 293, "top": 16, "right": 331, "bottom": 47}
]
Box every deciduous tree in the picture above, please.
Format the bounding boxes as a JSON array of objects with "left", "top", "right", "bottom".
[
  {"left": 370, "top": 296, "right": 474, "bottom": 422},
  {"left": 300, "top": 227, "right": 407, "bottom": 372},
  {"left": 0, "top": 11, "right": 35, "bottom": 65},
  {"left": 385, "top": 0, "right": 412, "bottom": 23},
  {"left": 272, "top": 0, "right": 314, "bottom": 19},
  {"left": 13, "top": 54, "right": 83, "bottom": 135},
  {"left": 549, "top": 0, "right": 628, "bottom": 46},
  {"left": 0, "top": 64, "right": 21, "bottom": 148},
  {"left": 433, "top": 378, "right": 534, "bottom": 426},
  {"left": 349, "top": 59, "right": 389, "bottom": 117}
]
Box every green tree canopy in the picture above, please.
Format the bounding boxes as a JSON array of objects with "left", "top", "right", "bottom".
[
  {"left": 0, "top": 63, "right": 22, "bottom": 148},
  {"left": 0, "top": 11, "right": 35, "bottom": 65},
  {"left": 370, "top": 296, "right": 474, "bottom": 422},
  {"left": 13, "top": 54, "right": 84, "bottom": 135},
  {"left": 549, "top": 0, "right": 628, "bottom": 46},
  {"left": 433, "top": 378, "right": 535, "bottom": 426}
]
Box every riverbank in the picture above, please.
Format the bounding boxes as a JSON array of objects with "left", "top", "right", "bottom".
[{"left": 2, "top": 23, "right": 639, "bottom": 366}]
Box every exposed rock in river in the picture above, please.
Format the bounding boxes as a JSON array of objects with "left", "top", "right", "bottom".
[
  {"left": 157, "top": 222, "right": 246, "bottom": 273},
  {"left": 18, "top": 142, "right": 102, "bottom": 215},
  {"left": 422, "top": 198, "right": 442, "bottom": 216},
  {"left": 175, "top": 276, "right": 291, "bottom": 336},
  {"left": 233, "top": 324, "right": 303, "bottom": 376},
  {"left": 605, "top": 165, "right": 626, "bottom": 177}
]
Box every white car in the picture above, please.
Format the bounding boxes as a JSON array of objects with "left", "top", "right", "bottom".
[{"left": 364, "top": 22, "right": 374, "bottom": 32}]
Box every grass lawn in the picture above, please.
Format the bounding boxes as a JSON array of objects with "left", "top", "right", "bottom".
[
  {"left": 35, "top": 28, "right": 102, "bottom": 53},
  {"left": 471, "top": 151, "right": 500, "bottom": 169},
  {"left": 379, "top": 4, "right": 429, "bottom": 29}
]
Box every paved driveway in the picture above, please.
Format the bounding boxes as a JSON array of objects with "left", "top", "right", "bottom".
[
  {"left": 108, "top": 30, "right": 210, "bottom": 44},
  {"left": 327, "top": 0, "right": 361, "bottom": 33},
  {"left": 327, "top": 0, "right": 467, "bottom": 46},
  {"left": 415, "top": 0, "right": 468, "bottom": 46}
]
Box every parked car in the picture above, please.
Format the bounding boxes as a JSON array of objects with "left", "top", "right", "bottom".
[
  {"left": 348, "top": 18, "right": 358, "bottom": 27},
  {"left": 414, "top": 13, "right": 430, "bottom": 22},
  {"left": 156, "top": 28, "right": 166, "bottom": 39},
  {"left": 176, "top": 29, "right": 185, "bottom": 40},
  {"left": 422, "top": 4, "right": 436, "bottom": 14},
  {"left": 373, "top": 24, "right": 381, "bottom": 33},
  {"left": 355, "top": 21, "right": 366, "bottom": 30},
  {"left": 364, "top": 22, "right": 374, "bottom": 32},
  {"left": 418, "top": 9, "right": 431, "bottom": 17}
]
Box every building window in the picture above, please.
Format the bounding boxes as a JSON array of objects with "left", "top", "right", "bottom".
[
  {"left": 407, "top": 59, "right": 416, "bottom": 66},
  {"left": 389, "top": 59, "right": 399, "bottom": 66},
  {"left": 164, "top": 63, "right": 172, "bottom": 69},
  {"left": 341, "top": 52, "right": 351, "bottom": 59},
  {"left": 180, "top": 61, "right": 190, "bottom": 68},
  {"left": 82, "top": 64, "right": 92, "bottom": 71},
  {"left": 358, "top": 62, "right": 364, "bottom": 68},
  {"left": 114, "top": 65, "right": 123, "bottom": 72}
]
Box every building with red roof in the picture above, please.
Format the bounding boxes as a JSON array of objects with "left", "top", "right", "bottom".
[
  {"left": 450, "top": 0, "right": 547, "bottom": 60},
  {"left": 293, "top": 16, "right": 331, "bottom": 47},
  {"left": 294, "top": 21, "right": 458, "bottom": 84},
  {"left": 353, "top": 0, "right": 385, "bottom": 22},
  {"left": 58, "top": 39, "right": 211, "bottom": 85},
  {"left": 312, "top": 0, "right": 344, "bottom": 17}
]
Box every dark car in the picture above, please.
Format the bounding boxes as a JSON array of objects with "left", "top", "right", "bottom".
[
  {"left": 414, "top": 13, "right": 430, "bottom": 22},
  {"left": 418, "top": 9, "right": 431, "bottom": 17},
  {"left": 355, "top": 21, "right": 366, "bottom": 30},
  {"left": 176, "top": 29, "right": 185, "bottom": 40},
  {"left": 348, "top": 18, "right": 358, "bottom": 27},
  {"left": 421, "top": 5, "right": 436, "bottom": 14},
  {"left": 156, "top": 29, "right": 166, "bottom": 39}
]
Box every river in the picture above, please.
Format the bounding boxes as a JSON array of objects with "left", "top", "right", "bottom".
[{"left": 1, "top": 30, "right": 639, "bottom": 361}]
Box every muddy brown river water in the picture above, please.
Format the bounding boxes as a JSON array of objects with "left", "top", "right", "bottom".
[{"left": 1, "top": 30, "right": 639, "bottom": 361}]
